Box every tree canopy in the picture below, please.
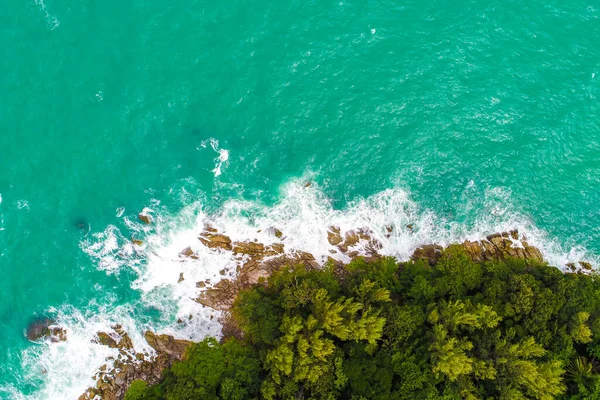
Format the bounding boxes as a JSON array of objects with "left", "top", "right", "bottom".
[{"left": 128, "top": 247, "right": 600, "bottom": 399}]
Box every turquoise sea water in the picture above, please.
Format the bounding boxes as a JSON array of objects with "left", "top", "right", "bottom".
[{"left": 1, "top": 0, "right": 599, "bottom": 398}]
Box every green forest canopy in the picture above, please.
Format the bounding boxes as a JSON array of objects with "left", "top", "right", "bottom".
[{"left": 127, "top": 245, "right": 600, "bottom": 399}]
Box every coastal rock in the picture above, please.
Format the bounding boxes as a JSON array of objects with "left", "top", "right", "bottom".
[
  {"left": 411, "top": 244, "right": 444, "bottom": 265},
  {"left": 80, "top": 330, "right": 192, "bottom": 400},
  {"left": 461, "top": 240, "right": 486, "bottom": 263},
  {"left": 331, "top": 228, "right": 382, "bottom": 255},
  {"left": 144, "top": 331, "right": 192, "bottom": 359},
  {"left": 48, "top": 327, "right": 67, "bottom": 342},
  {"left": 204, "top": 224, "right": 218, "bottom": 233},
  {"left": 579, "top": 261, "right": 593, "bottom": 271},
  {"left": 267, "top": 243, "right": 285, "bottom": 255},
  {"left": 411, "top": 231, "right": 546, "bottom": 266},
  {"left": 523, "top": 243, "right": 544, "bottom": 263},
  {"left": 197, "top": 280, "right": 240, "bottom": 310},
  {"left": 179, "top": 246, "right": 199, "bottom": 259},
  {"left": 199, "top": 232, "right": 232, "bottom": 250},
  {"left": 95, "top": 326, "right": 134, "bottom": 350},
  {"left": 232, "top": 241, "right": 265, "bottom": 255},
  {"left": 327, "top": 230, "right": 343, "bottom": 246},
  {"left": 196, "top": 249, "right": 319, "bottom": 311},
  {"left": 344, "top": 230, "right": 360, "bottom": 247},
  {"left": 138, "top": 213, "right": 152, "bottom": 224},
  {"left": 96, "top": 332, "right": 118, "bottom": 348},
  {"left": 267, "top": 227, "right": 283, "bottom": 238}
]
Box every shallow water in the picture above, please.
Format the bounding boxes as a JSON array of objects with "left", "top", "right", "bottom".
[{"left": 1, "top": 0, "right": 599, "bottom": 398}]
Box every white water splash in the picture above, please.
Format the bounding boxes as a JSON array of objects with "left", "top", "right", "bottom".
[{"left": 209, "top": 139, "right": 229, "bottom": 177}]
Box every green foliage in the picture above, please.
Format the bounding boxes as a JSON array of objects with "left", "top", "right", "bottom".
[
  {"left": 125, "top": 380, "right": 148, "bottom": 400},
  {"left": 131, "top": 249, "right": 600, "bottom": 400},
  {"left": 128, "top": 337, "right": 261, "bottom": 400}
]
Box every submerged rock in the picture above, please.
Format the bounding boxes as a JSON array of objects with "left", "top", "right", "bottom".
[
  {"left": 74, "top": 217, "right": 89, "bottom": 232},
  {"left": 25, "top": 318, "right": 67, "bottom": 342},
  {"left": 26, "top": 318, "right": 54, "bottom": 341}
]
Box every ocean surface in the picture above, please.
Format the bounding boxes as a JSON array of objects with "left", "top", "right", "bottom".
[{"left": 1, "top": 0, "right": 599, "bottom": 398}]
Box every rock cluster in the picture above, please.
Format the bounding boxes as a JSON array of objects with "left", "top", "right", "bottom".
[
  {"left": 326, "top": 226, "right": 382, "bottom": 256},
  {"left": 79, "top": 328, "right": 192, "bottom": 400},
  {"left": 411, "top": 230, "right": 545, "bottom": 266},
  {"left": 567, "top": 261, "right": 593, "bottom": 272},
  {"left": 194, "top": 228, "right": 579, "bottom": 312},
  {"left": 195, "top": 226, "right": 319, "bottom": 310}
]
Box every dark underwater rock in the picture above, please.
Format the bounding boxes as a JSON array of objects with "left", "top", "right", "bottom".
[
  {"left": 74, "top": 217, "right": 90, "bottom": 233},
  {"left": 26, "top": 318, "right": 55, "bottom": 341}
]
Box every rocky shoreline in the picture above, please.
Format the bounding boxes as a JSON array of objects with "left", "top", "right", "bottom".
[
  {"left": 193, "top": 226, "right": 591, "bottom": 313},
  {"left": 78, "top": 329, "right": 192, "bottom": 400},
  {"left": 26, "top": 223, "right": 592, "bottom": 400}
]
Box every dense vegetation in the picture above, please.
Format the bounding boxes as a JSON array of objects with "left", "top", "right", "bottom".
[{"left": 127, "top": 246, "right": 600, "bottom": 399}]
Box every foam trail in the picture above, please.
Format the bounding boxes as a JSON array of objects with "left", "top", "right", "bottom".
[
  {"left": 11, "top": 178, "right": 597, "bottom": 399},
  {"left": 34, "top": 0, "right": 60, "bottom": 30},
  {"left": 202, "top": 138, "right": 229, "bottom": 177}
]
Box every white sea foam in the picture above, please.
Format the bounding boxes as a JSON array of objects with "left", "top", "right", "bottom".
[
  {"left": 85, "top": 178, "right": 598, "bottom": 280},
  {"left": 16, "top": 200, "right": 29, "bottom": 210},
  {"left": 202, "top": 138, "right": 230, "bottom": 177},
  {"left": 12, "top": 178, "right": 597, "bottom": 399},
  {"left": 34, "top": 0, "right": 60, "bottom": 30}
]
